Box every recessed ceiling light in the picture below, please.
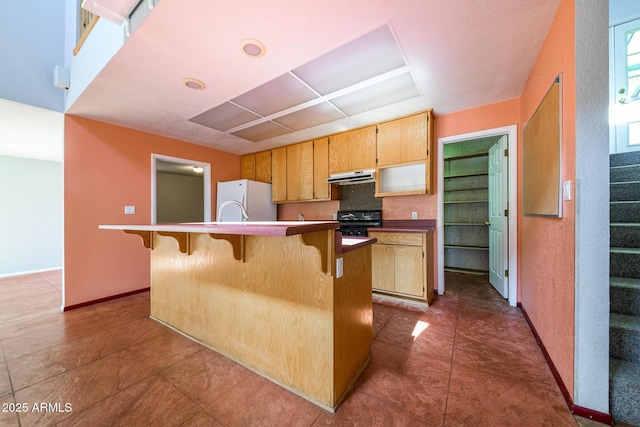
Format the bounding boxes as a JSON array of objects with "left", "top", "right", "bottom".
[
  {"left": 240, "top": 39, "right": 266, "bottom": 58},
  {"left": 182, "top": 78, "right": 206, "bottom": 90}
]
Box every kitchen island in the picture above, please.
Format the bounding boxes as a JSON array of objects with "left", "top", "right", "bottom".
[{"left": 99, "top": 221, "right": 374, "bottom": 411}]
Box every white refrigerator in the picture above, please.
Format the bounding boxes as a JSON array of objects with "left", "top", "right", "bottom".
[{"left": 216, "top": 179, "right": 277, "bottom": 222}]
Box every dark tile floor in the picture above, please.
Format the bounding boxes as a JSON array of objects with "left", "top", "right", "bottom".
[{"left": 0, "top": 270, "right": 603, "bottom": 426}]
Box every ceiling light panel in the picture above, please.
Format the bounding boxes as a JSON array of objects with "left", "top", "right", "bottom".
[
  {"left": 330, "top": 72, "right": 420, "bottom": 116},
  {"left": 232, "top": 73, "right": 318, "bottom": 116},
  {"left": 231, "top": 121, "right": 292, "bottom": 142},
  {"left": 189, "top": 102, "right": 260, "bottom": 131},
  {"left": 292, "top": 25, "right": 406, "bottom": 95},
  {"left": 273, "top": 102, "right": 346, "bottom": 131}
]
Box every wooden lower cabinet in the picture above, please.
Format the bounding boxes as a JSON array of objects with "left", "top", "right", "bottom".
[
  {"left": 371, "top": 245, "right": 395, "bottom": 292},
  {"left": 369, "top": 231, "right": 433, "bottom": 303}
]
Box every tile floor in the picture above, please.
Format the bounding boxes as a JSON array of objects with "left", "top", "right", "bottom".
[{"left": 0, "top": 270, "right": 605, "bottom": 426}]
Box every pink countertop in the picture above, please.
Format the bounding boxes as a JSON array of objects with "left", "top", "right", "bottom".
[
  {"left": 99, "top": 221, "right": 339, "bottom": 237},
  {"left": 370, "top": 219, "right": 436, "bottom": 233},
  {"left": 336, "top": 235, "right": 377, "bottom": 255}
]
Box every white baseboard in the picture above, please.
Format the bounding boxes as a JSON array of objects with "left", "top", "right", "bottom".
[{"left": 0, "top": 267, "right": 62, "bottom": 279}]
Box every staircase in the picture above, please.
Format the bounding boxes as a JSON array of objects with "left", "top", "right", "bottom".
[{"left": 610, "top": 151, "right": 640, "bottom": 427}]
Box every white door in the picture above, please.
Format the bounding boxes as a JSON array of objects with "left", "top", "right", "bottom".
[
  {"left": 612, "top": 18, "right": 640, "bottom": 154},
  {"left": 488, "top": 136, "right": 508, "bottom": 298}
]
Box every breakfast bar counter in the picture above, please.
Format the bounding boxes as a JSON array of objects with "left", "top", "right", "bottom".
[{"left": 99, "top": 221, "right": 374, "bottom": 411}]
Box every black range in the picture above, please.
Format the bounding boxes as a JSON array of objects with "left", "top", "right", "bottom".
[{"left": 336, "top": 210, "right": 382, "bottom": 237}]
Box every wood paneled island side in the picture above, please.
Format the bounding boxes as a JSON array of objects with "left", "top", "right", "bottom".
[{"left": 99, "top": 221, "right": 374, "bottom": 411}]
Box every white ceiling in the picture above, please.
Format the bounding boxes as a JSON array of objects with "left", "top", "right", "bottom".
[{"left": 68, "top": 0, "right": 561, "bottom": 155}]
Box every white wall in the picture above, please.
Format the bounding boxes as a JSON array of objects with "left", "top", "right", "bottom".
[
  {"left": 574, "top": 0, "right": 610, "bottom": 413},
  {"left": 0, "top": 99, "right": 63, "bottom": 161},
  {"left": 0, "top": 156, "right": 63, "bottom": 276},
  {"left": 65, "top": 5, "right": 126, "bottom": 110},
  {"left": 0, "top": 100, "right": 64, "bottom": 276}
]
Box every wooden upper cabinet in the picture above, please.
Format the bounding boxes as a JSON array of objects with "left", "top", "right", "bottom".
[
  {"left": 241, "top": 151, "right": 272, "bottom": 183},
  {"left": 329, "top": 125, "right": 377, "bottom": 174},
  {"left": 313, "top": 137, "right": 330, "bottom": 200},
  {"left": 255, "top": 151, "right": 272, "bottom": 183},
  {"left": 271, "top": 147, "right": 287, "bottom": 203},
  {"left": 377, "top": 111, "right": 432, "bottom": 167},
  {"left": 286, "top": 141, "right": 314, "bottom": 201},
  {"left": 241, "top": 154, "right": 256, "bottom": 180}
]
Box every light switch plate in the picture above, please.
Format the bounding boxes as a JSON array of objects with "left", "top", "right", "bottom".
[
  {"left": 336, "top": 257, "right": 343, "bottom": 278},
  {"left": 562, "top": 181, "right": 571, "bottom": 201},
  {"left": 124, "top": 205, "right": 136, "bottom": 215},
  {"left": 412, "top": 211, "right": 418, "bottom": 220}
]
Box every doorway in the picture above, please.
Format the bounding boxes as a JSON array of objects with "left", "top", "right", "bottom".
[
  {"left": 610, "top": 17, "right": 640, "bottom": 154},
  {"left": 151, "top": 154, "right": 212, "bottom": 224},
  {"left": 437, "top": 125, "right": 518, "bottom": 307}
]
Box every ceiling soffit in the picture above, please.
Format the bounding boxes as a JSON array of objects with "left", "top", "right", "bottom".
[{"left": 188, "top": 24, "right": 421, "bottom": 142}]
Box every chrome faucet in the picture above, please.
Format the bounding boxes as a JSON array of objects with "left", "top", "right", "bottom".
[{"left": 218, "top": 200, "right": 249, "bottom": 222}]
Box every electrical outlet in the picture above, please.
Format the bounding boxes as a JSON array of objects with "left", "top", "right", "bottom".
[
  {"left": 124, "top": 206, "right": 136, "bottom": 215},
  {"left": 412, "top": 211, "right": 418, "bottom": 220},
  {"left": 336, "top": 257, "right": 343, "bottom": 278}
]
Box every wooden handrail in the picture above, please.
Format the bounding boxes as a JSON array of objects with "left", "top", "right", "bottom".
[{"left": 73, "top": 15, "right": 100, "bottom": 56}]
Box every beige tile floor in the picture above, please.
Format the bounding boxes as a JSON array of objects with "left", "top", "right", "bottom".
[{"left": 0, "top": 270, "right": 607, "bottom": 426}]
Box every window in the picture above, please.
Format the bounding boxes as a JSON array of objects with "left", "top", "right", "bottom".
[{"left": 611, "top": 18, "right": 640, "bottom": 153}]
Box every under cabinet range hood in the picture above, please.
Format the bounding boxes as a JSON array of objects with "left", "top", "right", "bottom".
[{"left": 327, "top": 169, "right": 376, "bottom": 185}]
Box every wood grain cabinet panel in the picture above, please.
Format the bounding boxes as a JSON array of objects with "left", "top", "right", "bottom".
[
  {"left": 271, "top": 147, "right": 287, "bottom": 203},
  {"left": 255, "top": 151, "right": 272, "bottom": 183},
  {"left": 241, "top": 151, "right": 272, "bottom": 183},
  {"left": 287, "top": 141, "right": 314, "bottom": 201},
  {"left": 377, "top": 111, "right": 431, "bottom": 166},
  {"left": 372, "top": 244, "right": 395, "bottom": 292},
  {"left": 313, "top": 137, "right": 331, "bottom": 200},
  {"left": 329, "top": 125, "right": 376, "bottom": 174},
  {"left": 394, "top": 246, "right": 424, "bottom": 297},
  {"left": 241, "top": 154, "right": 256, "bottom": 180}
]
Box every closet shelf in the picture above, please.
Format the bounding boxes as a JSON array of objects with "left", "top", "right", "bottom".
[
  {"left": 444, "top": 172, "right": 488, "bottom": 179},
  {"left": 444, "top": 245, "right": 489, "bottom": 251},
  {"left": 444, "top": 152, "right": 489, "bottom": 161},
  {"left": 443, "top": 200, "right": 488, "bottom": 204},
  {"left": 444, "top": 222, "right": 488, "bottom": 226},
  {"left": 444, "top": 187, "right": 489, "bottom": 192}
]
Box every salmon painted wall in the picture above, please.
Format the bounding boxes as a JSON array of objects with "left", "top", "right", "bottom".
[
  {"left": 518, "top": 0, "right": 576, "bottom": 398},
  {"left": 64, "top": 116, "right": 240, "bottom": 307},
  {"left": 434, "top": 99, "right": 522, "bottom": 292}
]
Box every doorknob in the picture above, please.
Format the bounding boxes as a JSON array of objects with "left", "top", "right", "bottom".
[{"left": 485, "top": 221, "right": 491, "bottom": 225}]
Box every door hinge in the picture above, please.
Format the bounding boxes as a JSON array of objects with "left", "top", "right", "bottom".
[
  {"left": 504, "top": 209, "right": 509, "bottom": 217},
  {"left": 504, "top": 148, "right": 509, "bottom": 156},
  {"left": 505, "top": 269, "right": 509, "bottom": 278}
]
